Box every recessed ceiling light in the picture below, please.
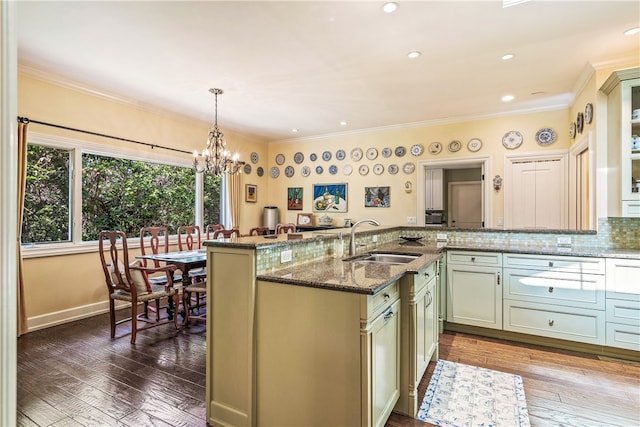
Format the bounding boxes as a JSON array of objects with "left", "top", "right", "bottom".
[
  {"left": 340, "top": 121, "right": 348, "bottom": 126},
  {"left": 382, "top": 2, "right": 398, "bottom": 13},
  {"left": 407, "top": 51, "right": 421, "bottom": 59},
  {"left": 502, "top": 95, "right": 515, "bottom": 102},
  {"left": 291, "top": 128, "right": 299, "bottom": 133},
  {"left": 624, "top": 27, "right": 640, "bottom": 36},
  {"left": 502, "top": 53, "right": 515, "bottom": 60}
]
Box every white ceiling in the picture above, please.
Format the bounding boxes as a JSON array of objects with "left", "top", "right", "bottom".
[{"left": 17, "top": 1, "right": 640, "bottom": 142}]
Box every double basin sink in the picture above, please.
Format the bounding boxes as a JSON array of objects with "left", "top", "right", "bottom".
[{"left": 346, "top": 252, "right": 420, "bottom": 265}]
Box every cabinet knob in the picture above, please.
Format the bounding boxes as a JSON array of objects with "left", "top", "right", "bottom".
[
  {"left": 549, "top": 261, "right": 554, "bottom": 267},
  {"left": 548, "top": 286, "right": 554, "bottom": 293},
  {"left": 424, "top": 272, "right": 430, "bottom": 278},
  {"left": 548, "top": 320, "right": 554, "bottom": 327},
  {"left": 471, "top": 257, "right": 476, "bottom": 262}
]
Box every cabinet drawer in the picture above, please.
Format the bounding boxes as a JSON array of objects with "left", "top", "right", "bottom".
[
  {"left": 414, "top": 262, "right": 438, "bottom": 294},
  {"left": 606, "top": 298, "right": 640, "bottom": 326},
  {"left": 605, "top": 322, "right": 640, "bottom": 351},
  {"left": 606, "top": 258, "right": 640, "bottom": 301},
  {"left": 447, "top": 251, "right": 502, "bottom": 267},
  {"left": 368, "top": 282, "right": 400, "bottom": 320},
  {"left": 503, "top": 300, "right": 605, "bottom": 345},
  {"left": 503, "top": 269, "right": 605, "bottom": 310},
  {"left": 503, "top": 253, "right": 605, "bottom": 274}
]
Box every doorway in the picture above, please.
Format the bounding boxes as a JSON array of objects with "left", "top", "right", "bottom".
[{"left": 448, "top": 181, "right": 482, "bottom": 228}]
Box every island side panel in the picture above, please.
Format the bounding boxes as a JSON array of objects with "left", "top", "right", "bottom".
[
  {"left": 207, "top": 247, "right": 257, "bottom": 427},
  {"left": 255, "top": 280, "right": 362, "bottom": 427}
]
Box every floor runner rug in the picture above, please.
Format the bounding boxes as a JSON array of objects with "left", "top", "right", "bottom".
[{"left": 416, "top": 359, "right": 531, "bottom": 427}]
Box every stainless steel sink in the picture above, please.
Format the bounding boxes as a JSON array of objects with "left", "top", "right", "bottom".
[{"left": 353, "top": 253, "right": 420, "bottom": 264}]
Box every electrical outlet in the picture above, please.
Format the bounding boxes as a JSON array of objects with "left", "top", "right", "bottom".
[
  {"left": 372, "top": 235, "right": 378, "bottom": 243},
  {"left": 407, "top": 216, "right": 417, "bottom": 224},
  {"left": 281, "top": 249, "right": 292, "bottom": 263},
  {"left": 557, "top": 236, "right": 571, "bottom": 246},
  {"left": 436, "top": 233, "right": 447, "bottom": 241}
]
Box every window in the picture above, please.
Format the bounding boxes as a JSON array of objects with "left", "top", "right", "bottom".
[
  {"left": 22, "top": 145, "right": 71, "bottom": 244},
  {"left": 22, "top": 134, "right": 221, "bottom": 253}
]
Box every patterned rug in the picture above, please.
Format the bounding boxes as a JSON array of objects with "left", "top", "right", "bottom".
[{"left": 416, "top": 359, "right": 531, "bottom": 427}]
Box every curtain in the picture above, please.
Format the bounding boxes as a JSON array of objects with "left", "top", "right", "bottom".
[
  {"left": 227, "top": 173, "right": 241, "bottom": 230},
  {"left": 16, "top": 119, "right": 28, "bottom": 336}
]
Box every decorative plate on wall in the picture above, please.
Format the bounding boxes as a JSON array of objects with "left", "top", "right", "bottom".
[
  {"left": 373, "top": 164, "right": 384, "bottom": 175},
  {"left": 411, "top": 144, "right": 424, "bottom": 156},
  {"left": 270, "top": 166, "right": 280, "bottom": 178},
  {"left": 448, "top": 140, "right": 461, "bottom": 152},
  {"left": 294, "top": 152, "right": 304, "bottom": 164},
  {"left": 359, "top": 164, "right": 369, "bottom": 176},
  {"left": 343, "top": 164, "right": 353, "bottom": 176},
  {"left": 244, "top": 164, "right": 252, "bottom": 174},
  {"left": 569, "top": 122, "right": 576, "bottom": 139},
  {"left": 403, "top": 162, "right": 415, "bottom": 174},
  {"left": 428, "top": 142, "right": 442, "bottom": 155},
  {"left": 285, "top": 166, "right": 295, "bottom": 177},
  {"left": 395, "top": 146, "right": 406, "bottom": 157},
  {"left": 315, "top": 165, "right": 324, "bottom": 175},
  {"left": 388, "top": 164, "right": 399, "bottom": 175},
  {"left": 535, "top": 128, "right": 557, "bottom": 146},
  {"left": 329, "top": 164, "right": 338, "bottom": 175},
  {"left": 381, "top": 147, "right": 392, "bottom": 158},
  {"left": 366, "top": 147, "right": 378, "bottom": 160},
  {"left": 585, "top": 103, "right": 593, "bottom": 124},
  {"left": 257, "top": 166, "right": 264, "bottom": 177},
  {"left": 250, "top": 152, "right": 259, "bottom": 164},
  {"left": 322, "top": 150, "right": 332, "bottom": 161},
  {"left": 275, "top": 153, "right": 285, "bottom": 165},
  {"left": 301, "top": 166, "right": 311, "bottom": 177},
  {"left": 576, "top": 112, "right": 584, "bottom": 134},
  {"left": 502, "top": 131, "right": 523, "bottom": 149},
  {"left": 310, "top": 153, "right": 317, "bottom": 161},
  {"left": 467, "top": 138, "right": 482, "bottom": 152},
  {"left": 351, "top": 147, "right": 363, "bottom": 162},
  {"left": 336, "top": 149, "right": 346, "bottom": 161}
]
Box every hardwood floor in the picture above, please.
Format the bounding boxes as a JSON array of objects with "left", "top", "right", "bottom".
[{"left": 17, "top": 312, "right": 639, "bottom": 426}]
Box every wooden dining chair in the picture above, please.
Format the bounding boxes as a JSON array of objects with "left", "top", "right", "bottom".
[
  {"left": 177, "top": 225, "right": 202, "bottom": 251},
  {"left": 98, "top": 230, "right": 179, "bottom": 344},
  {"left": 205, "top": 223, "right": 225, "bottom": 240},
  {"left": 275, "top": 223, "right": 296, "bottom": 234},
  {"left": 249, "top": 226, "right": 270, "bottom": 236},
  {"left": 139, "top": 226, "right": 178, "bottom": 320},
  {"left": 213, "top": 229, "right": 240, "bottom": 239}
]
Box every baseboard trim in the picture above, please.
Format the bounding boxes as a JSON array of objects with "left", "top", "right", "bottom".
[
  {"left": 27, "top": 300, "right": 128, "bottom": 332},
  {"left": 444, "top": 322, "right": 640, "bottom": 362}
]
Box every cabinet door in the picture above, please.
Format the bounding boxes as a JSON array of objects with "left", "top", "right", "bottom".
[
  {"left": 425, "top": 168, "right": 443, "bottom": 210},
  {"left": 447, "top": 264, "right": 502, "bottom": 329},
  {"left": 424, "top": 278, "right": 438, "bottom": 364},
  {"left": 370, "top": 299, "right": 401, "bottom": 427}
]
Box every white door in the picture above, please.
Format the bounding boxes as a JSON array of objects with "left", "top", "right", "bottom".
[
  {"left": 448, "top": 181, "right": 482, "bottom": 228},
  {"left": 576, "top": 148, "right": 590, "bottom": 230}
]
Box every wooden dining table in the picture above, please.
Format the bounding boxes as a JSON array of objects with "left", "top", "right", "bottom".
[{"left": 137, "top": 249, "right": 207, "bottom": 321}]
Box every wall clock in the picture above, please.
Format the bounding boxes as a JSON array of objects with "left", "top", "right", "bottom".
[{"left": 502, "top": 131, "right": 523, "bottom": 149}]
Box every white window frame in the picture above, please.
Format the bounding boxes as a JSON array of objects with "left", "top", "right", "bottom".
[{"left": 22, "top": 132, "right": 203, "bottom": 258}]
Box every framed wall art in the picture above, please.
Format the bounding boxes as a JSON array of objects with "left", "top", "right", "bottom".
[
  {"left": 245, "top": 184, "right": 257, "bottom": 203},
  {"left": 364, "top": 186, "right": 390, "bottom": 207},
  {"left": 287, "top": 187, "right": 303, "bottom": 210},
  {"left": 312, "top": 183, "right": 348, "bottom": 212}
]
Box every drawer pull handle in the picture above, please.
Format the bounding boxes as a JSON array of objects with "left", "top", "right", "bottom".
[
  {"left": 548, "top": 320, "right": 554, "bottom": 327},
  {"left": 424, "top": 272, "right": 430, "bottom": 278},
  {"left": 471, "top": 257, "right": 476, "bottom": 262},
  {"left": 497, "top": 273, "right": 501, "bottom": 286},
  {"left": 548, "top": 287, "right": 554, "bottom": 293},
  {"left": 383, "top": 293, "right": 390, "bottom": 300},
  {"left": 549, "top": 261, "right": 554, "bottom": 267},
  {"left": 384, "top": 310, "right": 395, "bottom": 321}
]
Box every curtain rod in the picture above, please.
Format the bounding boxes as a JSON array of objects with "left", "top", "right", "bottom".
[{"left": 16, "top": 116, "right": 192, "bottom": 155}]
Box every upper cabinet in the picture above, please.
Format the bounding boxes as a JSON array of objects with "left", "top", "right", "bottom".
[{"left": 601, "top": 68, "right": 640, "bottom": 217}]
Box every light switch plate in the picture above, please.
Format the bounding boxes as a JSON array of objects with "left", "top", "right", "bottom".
[
  {"left": 557, "top": 236, "right": 571, "bottom": 246},
  {"left": 281, "top": 250, "right": 292, "bottom": 263},
  {"left": 407, "top": 216, "right": 417, "bottom": 224}
]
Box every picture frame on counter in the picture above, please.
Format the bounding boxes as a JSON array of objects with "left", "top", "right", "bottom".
[
  {"left": 287, "top": 187, "right": 303, "bottom": 210},
  {"left": 296, "top": 213, "right": 314, "bottom": 226},
  {"left": 312, "top": 183, "right": 348, "bottom": 212},
  {"left": 245, "top": 184, "right": 257, "bottom": 203}
]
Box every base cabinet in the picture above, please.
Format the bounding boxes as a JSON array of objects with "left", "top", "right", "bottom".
[
  {"left": 605, "top": 258, "right": 640, "bottom": 351},
  {"left": 395, "top": 259, "right": 439, "bottom": 417},
  {"left": 447, "top": 251, "right": 502, "bottom": 329}
]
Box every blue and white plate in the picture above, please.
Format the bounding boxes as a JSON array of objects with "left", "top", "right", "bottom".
[
  {"left": 329, "top": 164, "right": 338, "bottom": 175},
  {"left": 270, "top": 166, "right": 280, "bottom": 178},
  {"left": 285, "top": 166, "right": 295, "bottom": 177},
  {"left": 322, "top": 150, "right": 332, "bottom": 161},
  {"left": 336, "top": 149, "right": 346, "bottom": 161},
  {"left": 244, "top": 164, "right": 252, "bottom": 174},
  {"left": 250, "top": 152, "right": 259, "bottom": 164},
  {"left": 275, "top": 153, "right": 285, "bottom": 165},
  {"left": 310, "top": 153, "right": 317, "bottom": 162},
  {"left": 388, "top": 164, "right": 399, "bottom": 175},
  {"left": 315, "top": 165, "right": 324, "bottom": 175},
  {"left": 257, "top": 166, "right": 264, "bottom": 177},
  {"left": 395, "top": 146, "right": 406, "bottom": 157},
  {"left": 301, "top": 166, "right": 311, "bottom": 177},
  {"left": 294, "top": 152, "right": 304, "bottom": 164},
  {"left": 381, "top": 147, "right": 392, "bottom": 158}
]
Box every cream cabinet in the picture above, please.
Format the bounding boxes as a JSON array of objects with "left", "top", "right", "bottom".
[
  {"left": 502, "top": 254, "right": 606, "bottom": 345},
  {"left": 425, "top": 168, "right": 444, "bottom": 210},
  {"left": 601, "top": 69, "right": 640, "bottom": 217},
  {"left": 396, "top": 259, "right": 439, "bottom": 417},
  {"left": 254, "top": 279, "right": 400, "bottom": 427},
  {"left": 446, "top": 251, "right": 503, "bottom": 329},
  {"left": 605, "top": 258, "right": 640, "bottom": 351}
]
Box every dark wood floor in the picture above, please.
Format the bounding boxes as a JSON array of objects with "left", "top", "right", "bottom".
[{"left": 17, "top": 311, "right": 640, "bottom": 427}]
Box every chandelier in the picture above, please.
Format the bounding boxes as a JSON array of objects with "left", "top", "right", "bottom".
[{"left": 193, "top": 88, "right": 244, "bottom": 175}]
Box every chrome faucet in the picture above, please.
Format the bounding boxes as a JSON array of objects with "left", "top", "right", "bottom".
[{"left": 349, "top": 219, "right": 380, "bottom": 256}]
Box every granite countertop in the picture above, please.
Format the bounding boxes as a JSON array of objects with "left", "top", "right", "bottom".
[{"left": 443, "top": 242, "right": 640, "bottom": 259}]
